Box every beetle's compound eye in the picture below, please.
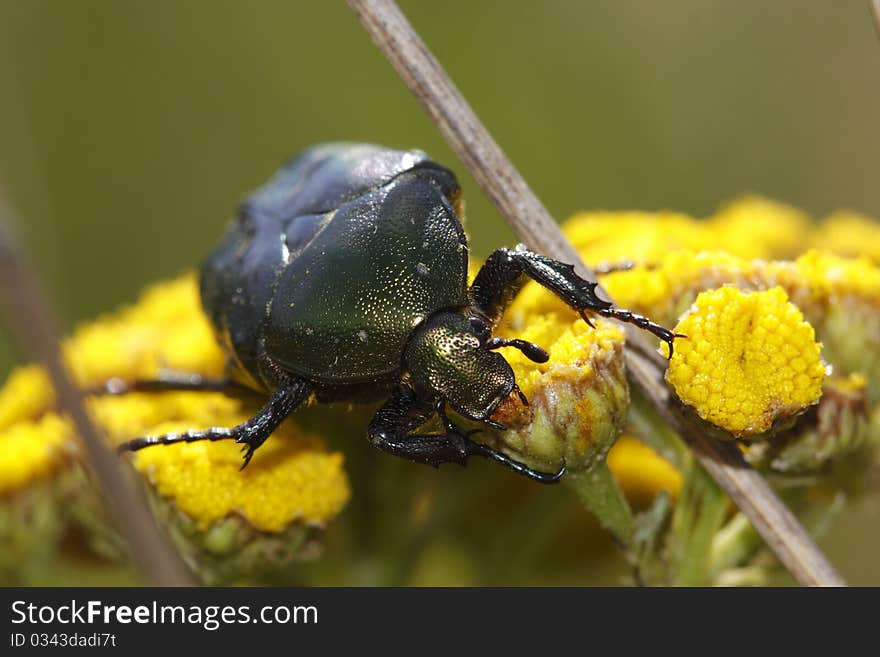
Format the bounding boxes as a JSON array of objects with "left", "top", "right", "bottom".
[
  {"left": 405, "top": 311, "right": 515, "bottom": 421},
  {"left": 468, "top": 316, "right": 491, "bottom": 343}
]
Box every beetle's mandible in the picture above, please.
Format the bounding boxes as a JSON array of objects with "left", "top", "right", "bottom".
[{"left": 116, "top": 143, "right": 680, "bottom": 482}]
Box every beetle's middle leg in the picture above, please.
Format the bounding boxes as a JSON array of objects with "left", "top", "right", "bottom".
[
  {"left": 469, "top": 245, "right": 681, "bottom": 356},
  {"left": 117, "top": 378, "right": 313, "bottom": 469},
  {"left": 368, "top": 386, "right": 564, "bottom": 484}
]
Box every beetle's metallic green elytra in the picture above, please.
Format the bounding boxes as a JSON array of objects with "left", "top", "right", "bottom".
[{"left": 200, "top": 143, "right": 468, "bottom": 393}]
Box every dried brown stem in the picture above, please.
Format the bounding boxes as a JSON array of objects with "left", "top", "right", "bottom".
[
  {"left": 348, "top": 0, "right": 845, "bottom": 586},
  {"left": 0, "top": 191, "right": 194, "bottom": 586},
  {"left": 872, "top": 0, "right": 880, "bottom": 38}
]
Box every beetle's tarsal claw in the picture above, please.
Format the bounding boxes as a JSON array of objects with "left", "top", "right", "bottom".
[
  {"left": 485, "top": 418, "right": 506, "bottom": 431},
  {"left": 579, "top": 310, "right": 596, "bottom": 329},
  {"left": 534, "top": 464, "right": 566, "bottom": 484},
  {"left": 514, "top": 384, "right": 529, "bottom": 406},
  {"left": 664, "top": 333, "right": 687, "bottom": 360},
  {"left": 239, "top": 444, "right": 255, "bottom": 470}
]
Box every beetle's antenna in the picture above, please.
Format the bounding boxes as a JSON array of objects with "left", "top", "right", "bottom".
[{"left": 485, "top": 336, "right": 549, "bottom": 363}]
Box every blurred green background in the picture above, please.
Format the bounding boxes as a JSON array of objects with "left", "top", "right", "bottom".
[{"left": 1, "top": 1, "right": 879, "bottom": 584}]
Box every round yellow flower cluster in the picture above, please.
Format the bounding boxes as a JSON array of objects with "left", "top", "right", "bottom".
[
  {"left": 665, "top": 286, "right": 825, "bottom": 436},
  {"left": 0, "top": 275, "right": 350, "bottom": 546},
  {"left": 91, "top": 391, "right": 349, "bottom": 532}
]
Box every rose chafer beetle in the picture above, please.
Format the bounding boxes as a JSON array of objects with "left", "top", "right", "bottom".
[{"left": 117, "top": 142, "right": 678, "bottom": 483}]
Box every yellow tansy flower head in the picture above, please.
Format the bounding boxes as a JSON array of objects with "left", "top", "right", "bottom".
[
  {"left": 90, "top": 391, "right": 350, "bottom": 533},
  {"left": 811, "top": 211, "right": 880, "bottom": 264},
  {"left": 606, "top": 435, "right": 682, "bottom": 504},
  {"left": 665, "top": 286, "right": 825, "bottom": 436},
  {"left": 710, "top": 196, "right": 811, "bottom": 260},
  {"left": 746, "top": 373, "right": 878, "bottom": 476},
  {"left": 0, "top": 274, "right": 351, "bottom": 583}
]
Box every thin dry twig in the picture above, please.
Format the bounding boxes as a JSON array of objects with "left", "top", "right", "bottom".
[
  {"left": 871, "top": 0, "right": 880, "bottom": 38},
  {"left": 0, "top": 191, "right": 194, "bottom": 586},
  {"left": 348, "top": 0, "right": 846, "bottom": 587}
]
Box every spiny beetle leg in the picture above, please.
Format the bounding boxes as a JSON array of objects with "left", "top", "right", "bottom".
[
  {"left": 470, "top": 246, "right": 612, "bottom": 324},
  {"left": 436, "top": 402, "right": 560, "bottom": 482},
  {"left": 369, "top": 390, "right": 563, "bottom": 483},
  {"left": 470, "top": 245, "right": 681, "bottom": 356},
  {"left": 588, "top": 307, "right": 685, "bottom": 359},
  {"left": 116, "top": 379, "right": 312, "bottom": 469}
]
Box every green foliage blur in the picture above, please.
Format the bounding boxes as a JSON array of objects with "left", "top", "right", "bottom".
[{"left": 1, "top": 1, "right": 879, "bottom": 585}]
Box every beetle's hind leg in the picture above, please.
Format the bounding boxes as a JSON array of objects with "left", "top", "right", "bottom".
[
  {"left": 117, "top": 379, "right": 313, "bottom": 469},
  {"left": 368, "top": 387, "right": 564, "bottom": 484}
]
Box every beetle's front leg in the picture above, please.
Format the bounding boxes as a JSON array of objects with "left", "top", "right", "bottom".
[
  {"left": 470, "top": 245, "right": 681, "bottom": 356},
  {"left": 368, "top": 387, "right": 564, "bottom": 483}
]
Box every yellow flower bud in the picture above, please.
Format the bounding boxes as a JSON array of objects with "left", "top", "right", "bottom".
[
  {"left": 747, "top": 374, "right": 877, "bottom": 475},
  {"left": 665, "top": 286, "right": 825, "bottom": 437},
  {"left": 482, "top": 313, "right": 629, "bottom": 474}
]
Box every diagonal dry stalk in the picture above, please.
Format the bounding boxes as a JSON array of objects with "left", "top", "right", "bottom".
[
  {"left": 348, "top": 0, "right": 846, "bottom": 587},
  {"left": 0, "top": 191, "right": 194, "bottom": 586},
  {"left": 872, "top": 0, "right": 880, "bottom": 37}
]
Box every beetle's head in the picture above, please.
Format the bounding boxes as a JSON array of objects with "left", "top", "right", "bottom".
[{"left": 403, "top": 312, "right": 547, "bottom": 421}]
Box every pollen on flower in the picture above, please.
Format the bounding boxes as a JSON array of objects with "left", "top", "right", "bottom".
[
  {"left": 789, "top": 250, "right": 880, "bottom": 307},
  {"left": 665, "top": 286, "right": 825, "bottom": 436},
  {"left": 600, "top": 250, "right": 755, "bottom": 325}
]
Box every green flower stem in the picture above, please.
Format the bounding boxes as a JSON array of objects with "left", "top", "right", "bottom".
[
  {"left": 713, "top": 566, "right": 768, "bottom": 587},
  {"left": 669, "top": 456, "right": 729, "bottom": 586},
  {"left": 709, "top": 489, "right": 844, "bottom": 583},
  {"left": 709, "top": 512, "right": 763, "bottom": 577},
  {"left": 566, "top": 460, "right": 635, "bottom": 547},
  {"left": 628, "top": 389, "right": 688, "bottom": 468}
]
